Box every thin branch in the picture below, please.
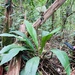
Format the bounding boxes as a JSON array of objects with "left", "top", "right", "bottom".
[{"left": 33, "top": 0, "right": 66, "bottom": 28}]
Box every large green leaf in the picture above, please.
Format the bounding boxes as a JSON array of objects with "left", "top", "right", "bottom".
[
  {"left": 41, "top": 33, "right": 52, "bottom": 51},
  {"left": 0, "top": 32, "right": 34, "bottom": 50},
  {"left": 0, "top": 33, "right": 26, "bottom": 42},
  {"left": 0, "top": 33, "right": 15, "bottom": 37},
  {"left": 51, "top": 49, "right": 71, "bottom": 75},
  {"left": 10, "top": 31, "right": 26, "bottom": 38},
  {"left": 42, "top": 31, "right": 49, "bottom": 37},
  {"left": 0, "top": 47, "right": 27, "bottom": 65},
  {"left": 20, "top": 57, "right": 40, "bottom": 75},
  {"left": 24, "top": 20, "right": 38, "bottom": 48},
  {"left": 10, "top": 31, "right": 34, "bottom": 50},
  {"left": 41, "top": 27, "right": 61, "bottom": 52},
  {"left": 0, "top": 44, "right": 22, "bottom": 54}
]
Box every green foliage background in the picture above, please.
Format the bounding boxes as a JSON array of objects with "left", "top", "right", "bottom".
[{"left": 0, "top": 0, "right": 75, "bottom": 32}]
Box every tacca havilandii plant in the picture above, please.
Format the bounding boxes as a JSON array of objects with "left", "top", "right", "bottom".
[{"left": 0, "top": 20, "right": 71, "bottom": 75}]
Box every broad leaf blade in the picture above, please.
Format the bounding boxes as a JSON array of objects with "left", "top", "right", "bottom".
[
  {"left": 10, "top": 31, "right": 26, "bottom": 38},
  {"left": 41, "top": 33, "right": 53, "bottom": 50},
  {"left": 41, "top": 27, "right": 61, "bottom": 52},
  {"left": 20, "top": 57, "right": 40, "bottom": 75},
  {"left": 0, "top": 33, "right": 15, "bottom": 37},
  {"left": 0, "top": 47, "right": 27, "bottom": 65},
  {"left": 0, "top": 44, "right": 22, "bottom": 54},
  {"left": 42, "top": 31, "right": 49, "bottom": 37},
  {"left": 51, "top": 49, "right": 71, "bottom": 75},
  {"left": 0, "top": 33, "right": 26, "bottom": 42},
  {"left": 10, "top": 31, "right": 34, "bottom": 50},
  {"left": 24, "top": 20, "right": 38, "bottom": 48}
]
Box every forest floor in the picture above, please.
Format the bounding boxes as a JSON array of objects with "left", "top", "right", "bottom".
[
  {"left": 1, "top": 29, "right": 75, "bottom": 75},
  {"left": 42, "top": 30, "right": 75, "bottom": 75}
]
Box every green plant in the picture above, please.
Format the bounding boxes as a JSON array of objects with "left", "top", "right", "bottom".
[{"left": 0, "top": 20, "right": 71, "bottom": 75}]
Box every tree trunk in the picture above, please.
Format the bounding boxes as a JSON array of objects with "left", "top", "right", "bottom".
[{"left": 2, "top": 0, "right": 13, "bottom": 46}]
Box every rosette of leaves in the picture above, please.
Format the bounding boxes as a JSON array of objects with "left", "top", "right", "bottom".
[{"left": 0, "top": 20, "right": 71, "bottom": 75}]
